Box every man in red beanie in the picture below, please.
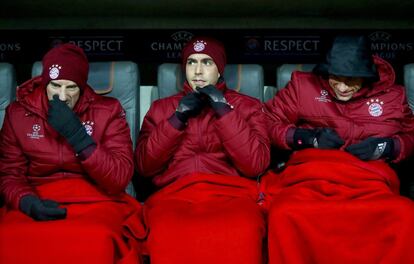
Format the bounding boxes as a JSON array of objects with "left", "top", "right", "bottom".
[
  {"left": 0, "top": 43, "right": 144, "bottom": 264},
  {"left": 136, "top": 36, "right": 270, "bottom": 264}
]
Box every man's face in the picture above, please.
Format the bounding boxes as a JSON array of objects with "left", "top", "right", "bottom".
[
  {"left": 46, "top": 79, "right": 80, "bottom": 109},
  {"left": 185, "top": 53, "right": 220, "bottom": 90},
  {"left": 328, "top": 75, "right": 364, "bottom": 101}
]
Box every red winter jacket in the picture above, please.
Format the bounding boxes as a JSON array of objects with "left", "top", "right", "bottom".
[
  {"left": 0, "top": 76, "right": 134, "bottom": 209},
  {"left": 265, "top": 56, "right": 414, "bottom": 162},
  {"left": 136, "top": 82, "right": 270, "bottom": 187}
]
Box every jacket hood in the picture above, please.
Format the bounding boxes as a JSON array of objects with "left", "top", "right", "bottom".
[
  {"left": 17, "top": 76, "right": 96, "bottom": 119},
  {"left": 319, "top": 55, "right": 397, "bottom": 99}
]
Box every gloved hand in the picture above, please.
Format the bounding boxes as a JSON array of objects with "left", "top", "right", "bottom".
[
  {"left": 292, "top": 127, "right": 344, "bottom": 150},
  {"left": 345, "top": 137, "right": 395, "bottom": 161},
  {"left": 19, "top": 195, "right": 67, "bottom": 221},
  {"left": 175, "top": 92, "right": 205, "bottom": 123},
  {"left": 48, "top": 95, "right": 95, "bottom": 153},
  {"left": 196, "top": 85, "right": 231, "bottom": 115}
]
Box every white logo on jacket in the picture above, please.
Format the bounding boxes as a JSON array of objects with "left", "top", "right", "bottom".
[
  {"left": 82, "top": 121, "right": 94, "bottom": 136},
  {"left": 27, "top": 124, "right": 44, "bottom": 139},
  {"left": 367, "top": 99, "right": 384, "bottom": 117},
  {"left": 315, "top": 89, "right": 331, "bottom": 103}
]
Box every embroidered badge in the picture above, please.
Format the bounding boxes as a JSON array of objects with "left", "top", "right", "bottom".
[
  {"left": 49, "top": 64, "right": 62, "bottom": 79},
  {"left": 193, "top": 40, "right": 207, "bottom": 52},
  {"left": 27, "top": 124, "right": 44, "bottom": 139},
  {"left": 367, "top": 99, "right": 384, "bottom": 117},
  {"left": 120, "top": 109, "right": 127, "bottom": 119},
  {"left": 315, "top": 89, "right": 331, "bottom": 103},
  {"left": 82, "top": 121, "right": 94, "bottom": 136}
]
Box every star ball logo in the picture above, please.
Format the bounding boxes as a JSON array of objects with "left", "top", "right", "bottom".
[
  {"left": 244, "top": 35, "right": 320, "bottom": 57},
  {"left": 27, "top": 124, "right": 44, "bottom": 139},
  {"left": 49, "top": 36, "right": 125, "bottom": 56},
  {"left": 150, "top": 31, "right": 194, "bottom": 59},
  {"left": 32, "top": 124, "right": 41, "bottom": 132},
  {"left": 246, "top": 38, "right": 260, "bottom": 51},
  {"left": 369, "top": 31, "right": 414, "bottom": 60}
]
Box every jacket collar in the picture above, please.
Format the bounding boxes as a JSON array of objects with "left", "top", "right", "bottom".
[
  {"left": 320, "top": 55, "right": 396, "bottom": 101},
  {"left": 183, "top": 80, "right": 227, "bottom": 94},
  {"left": 17, "top": 76, "right": 96, "bottom": 119}
]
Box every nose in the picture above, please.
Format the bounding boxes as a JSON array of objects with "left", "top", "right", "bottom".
[
  {"left": 57, "top": 89, "right": 67, "bottom": 101},
  {"left": 336, "top": 82, "right": 349, "bottom": 92},
  {"left": 195, "top": 62, "right": 202, "bottom": 74}
]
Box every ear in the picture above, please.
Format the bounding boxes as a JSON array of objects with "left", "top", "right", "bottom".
[{"left": 218, "top": 73, "right": 221, "bottom": 78}]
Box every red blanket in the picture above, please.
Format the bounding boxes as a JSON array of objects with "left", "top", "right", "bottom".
[
  {"left": 0, "top": 178, "right": 146, "bottom": 264},
  {"left": 263, "top": 149, "right": 414, "bottom": 264},
  {"left": 144, "top": 172, "right": 266, "bottom": 264}
]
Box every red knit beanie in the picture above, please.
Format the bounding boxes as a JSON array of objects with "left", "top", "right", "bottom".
[
  {"left": 41, "top": 43, "right": 89, "bottom": 89},
  {"left": 181, "top": 36, "right": 227, "bottom": 75}
]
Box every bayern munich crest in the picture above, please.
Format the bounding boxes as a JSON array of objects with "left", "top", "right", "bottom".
[
  {"left": 367, "top": 98, "right": 384, "bottom": 117},
  {"left": 193, "top": 40, "right": 207, "bottom": 52},
  {"left": 82, "top": 121, "right": 94, "bottom": 136},
  {"left": 49, "top": 64, "right": 62, "bottom": 79}
]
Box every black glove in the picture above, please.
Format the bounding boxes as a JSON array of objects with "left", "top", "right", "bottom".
[
  {"left": 19, "top": 195, "right": 67, "bottom": 221},
  {"left": 196, "top": 85, "right": 231, "bottom": 114},
  {"left": 48, "top": 95, "right": 95, "bottom": 153},
  {"left": 175, "top": 92, "right": 205, "bottom": 123},
  {"left": 345, "top": 137, "right": 395, "bottom": 161},
  {"left": 292, "top": 128, "right": 344, "bottom": 150}
]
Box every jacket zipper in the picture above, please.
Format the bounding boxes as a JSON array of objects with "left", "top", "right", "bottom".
[
  {"left": 58, "top": 136, "right": 64, "bottom": 176},
  {"left": 196, "top": 117, "right": 202, "bottom": 172}
]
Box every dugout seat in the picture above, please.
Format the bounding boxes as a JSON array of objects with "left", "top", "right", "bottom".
[
  {"left": 0, "top": 63, "right": 16, "bottom": 128},
  {"left": 276, "top": 64, "right": 316, "bottom": 91},
  {"left": 156, "top": 63, "right": 265, "bottom": 100},
  {"left": 403, "top": 63, "right": 414, "bottom": 112}
]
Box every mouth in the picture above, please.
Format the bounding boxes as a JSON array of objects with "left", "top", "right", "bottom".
[
  {"left": 337, "top": 91, "right": 352, "bottom": 97},
  {"left": 192, "top": 80, "right": 206, "bottom": 86}
]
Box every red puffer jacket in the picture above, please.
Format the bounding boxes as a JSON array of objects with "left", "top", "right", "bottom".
[
  {"left": 136, "top": 81, "right": 270, "bottom": 187},
  {"left": 0, "top": 76, "right": 134, "bottom": 209},
  {"left": 265, "top": 56, "right": 414, "bottom": 162}
]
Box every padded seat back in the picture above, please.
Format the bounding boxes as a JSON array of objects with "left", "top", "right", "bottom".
[
  {"left": 276, "top": 64, "right": 316, "bottom": 91},
  {"left": 403, "top": 64, "right": 414, "bottom": 112},
  {"left": 0, "top": 63, "right": 16, "bottom": 128},
  {"left": 156, "top": 63, "right": 264, "bottom": 101}
]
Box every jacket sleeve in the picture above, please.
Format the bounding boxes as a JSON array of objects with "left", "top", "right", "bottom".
[
  {"left": 0, "top": 106, "right": 37, "bottom": 209},
  {"left": 80, "top": 101, "right": 134, "bottom": 195},
  {"left": 392, "top": 89, "right": 414, "bottom": 162},
  {"left": 135, "top": 102, "right": 185, "bottom": 177},
  {"left": 214, "top": 99, "right": 270, "bottom": 177},
  {"left": 264, "top": 72, "right": 301, "bottom": 149}
]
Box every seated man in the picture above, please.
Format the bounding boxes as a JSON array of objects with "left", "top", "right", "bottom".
[
  {"left": 0, "top": 44, "right": 144, "bottom": 264},
  {"left": 264, "top": 35, "right": 414, "bottom": 264},
  {"left": 136, "top": 37, "right": 270, "bottom": 264}
]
